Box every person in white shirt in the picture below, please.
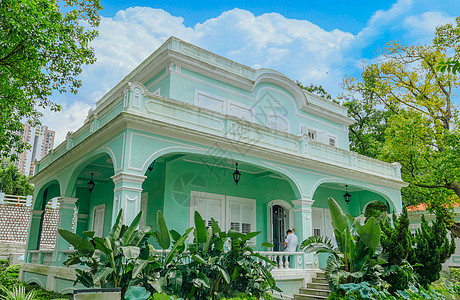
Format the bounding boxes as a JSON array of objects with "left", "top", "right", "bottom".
[{"left": 283, "top": 229, "right": 299, "bottom": 267}]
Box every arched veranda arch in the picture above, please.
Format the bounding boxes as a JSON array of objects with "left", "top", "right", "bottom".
[{"left": 140, "top": 152, "right": 303, "bottom": 247}]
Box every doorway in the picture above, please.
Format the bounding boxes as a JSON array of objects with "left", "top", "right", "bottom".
[{"left": 272, "top": 205, "right": 287, "bottom": 251}]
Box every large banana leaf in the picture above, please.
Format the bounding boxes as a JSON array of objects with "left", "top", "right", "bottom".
[
  {"left": 357, "top": 216, "right": 380, "bottom": 251},
  {"left": 121, "top": 211, "right": 143, "bottom": 245},
  {"left": 328, "top": 197, "right": 349, "bottom": 233},
  {"left": 155, "top": 211, "right": 170, "bottom": 250},
  {"left": 194, "top": 211, "right": 207, "bottom": 244},
  {"left": 107, "top": 209, "right": 124, "bottom": 243},
  {"left": 58, "top": 229, "right": 94, "bottom": 256}
]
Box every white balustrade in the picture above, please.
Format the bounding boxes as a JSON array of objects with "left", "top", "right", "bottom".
[{"left": 255, "top": 251, "right": 305, "bottom": 269}]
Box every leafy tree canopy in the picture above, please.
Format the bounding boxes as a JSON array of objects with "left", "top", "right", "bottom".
[
  {"left": 343, "top": 40, "right": 460, "bottom": 209},
  {"left": 0, "top": 0, "right": 102, "bottom": 160},
  {"left": 435, "top": 16, "right": 460, "bottom": 74},
  {"left": 0, "top": 164, "right": 33, "bottom": 196}
]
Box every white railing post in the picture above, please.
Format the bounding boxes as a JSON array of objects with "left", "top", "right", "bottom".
[
  {"left": 26, "top": 195, "right": 33, "bottom": 206},
  {"left": 0, "top": 192, "right": 4, "bottom": 204}
]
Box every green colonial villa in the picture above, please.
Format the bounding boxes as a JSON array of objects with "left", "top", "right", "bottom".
[{"left": 20, "top": 37, "right": 406, "bottom": 298}]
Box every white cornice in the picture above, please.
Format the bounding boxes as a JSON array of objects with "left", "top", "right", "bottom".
[
  {"left": 111, "top": 172, "right": 147, "bottom": 185},
  {"left": 292, "top": 199, "right": 315, "bottom": 207}
]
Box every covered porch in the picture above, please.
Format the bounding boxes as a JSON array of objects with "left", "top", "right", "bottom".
[{"left": 21, "top": 150, "right": 400, "bottom": 297}]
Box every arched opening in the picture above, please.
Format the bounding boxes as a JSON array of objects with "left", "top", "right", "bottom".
[
  {"left": 141, "top": 152, "right": 301, "bottom": 245},
  {"left": 311, "top": 182, "right": 396, "bottom": 268},
  {"left": 66, "top": 154, "right": 115, "bottom": 238}
]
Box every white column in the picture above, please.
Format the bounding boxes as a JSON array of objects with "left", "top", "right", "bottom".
[
  {"left": 111, "top": 173, "right": 146, "bottom": 225},
  {"left": 292, "top": 198, "right": 314, "bottom": 269},
  {"left": 53, "top": 197, "right": 77, "bottom": 265}
]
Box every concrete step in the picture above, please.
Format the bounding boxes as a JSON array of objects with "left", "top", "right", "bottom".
[
  {"left": 299, "top": 288, "right": 330, "bottom": 297},
  {"left": 311, "top": 278, "right": 328, "bottom": 284},
  {"left": 294, "top": 293, "right": 328, "bottom": 300},
  {"left": 307, "top": 282, "right": 330, "bottom": 290},
  {"left": 316, "top": 272, "right": 326, "bottom": 278}
]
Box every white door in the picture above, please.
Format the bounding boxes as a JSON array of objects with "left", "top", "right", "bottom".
[{"left": 92, "top": 204, "right": 105, "bottom": 237}]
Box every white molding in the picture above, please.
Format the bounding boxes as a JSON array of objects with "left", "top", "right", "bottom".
[
  {"left": 111, "top": 172, "right": 146, "bottom": 185},
  {"left": 113, "top": 186, "right": 143, "bottom": 193},
  {"left": 292, "top": 199, "right": 314, "bottom": 207},
  {"left": 194, "top": 89, "right": 227, "bottom": 114},
  {"left": 145, "top": 68, "right": 169, "bottom": 90},
  {"left": 58, "top": 197, "right": 78, "bottom": 205},
  {"left": 77, "top": 213, "right": 89, "bottom": 220}
]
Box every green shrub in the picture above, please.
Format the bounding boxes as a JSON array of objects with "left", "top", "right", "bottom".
[
  {"left": 450, "top": 268, "right": 460, "bottom": 283},
  {"left": 26, "top": 285, "right": 72, "bottom": 300},
  {"left": 409, "top": 213, "right": 456, "bottom": 287}
]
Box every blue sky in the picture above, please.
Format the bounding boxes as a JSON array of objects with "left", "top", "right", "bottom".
[{"left": 44, "top": 0, "right": 460, "bottom": 144}]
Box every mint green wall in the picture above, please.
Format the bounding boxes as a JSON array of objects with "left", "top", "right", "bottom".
[
  {"left": 163, "top": 67, "right": 348, "bottom": 149},
  {"left": 312, "top": 187, "right": 389, "bottom": 217},
  {"left": 312, "top": 186, "right": 354, "bottom": 215},
  {"left": 145, "top": 68, "right": 166, "bottom": 90},
  {"left": 142, "top": 161, "right": 166, "bottom": 227},
  {"left": 148, "top": 74, "right": 171, "bottom": 97},
  {"left": 156, "top": 157, "right": 296, "bottom": 245},
  {"left": 87, "top": 181, "right": 114, "bottom": 237}
]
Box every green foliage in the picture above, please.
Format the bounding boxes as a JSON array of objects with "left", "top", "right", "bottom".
[
  {"left": 0, "top": 285, "right": 36, "bottom": 300},
  {"left": 302, "top": 197, "right": 383, "bottom": 291},
  {"left": 434, "top": 16, "right": 460, "bottom": 75},
  {"left": 60, "top": 210, "right": 278, "bottom": 300},
  {"left": 409, "top": 213, "right": 456, "bottom": 287},
  {"left": 0, "top": 0, "right": 102, "bottom": 160},
  {"left": 58, "top": 209, "right": 153, "bottom": 296},
  {"left": 364, "top": 202, "right": 388, "bottom": 221},
  {"left": 341, "top": 93, "right": 396, "bottom": 159},
  {"left": 380, "top": 207, "right": 415, "bottom": 292},
  {"left": 296, "top": 81, "right": 335, "bottom": 101},
  {"left": 0, "top": 164, "right": 33, "bottom": 196},
  {"left": 343, "top": 39, "right": 460, "bottom": 209},
  {"left": 143, "top": 211, "right": 279, "bottom": 299}
]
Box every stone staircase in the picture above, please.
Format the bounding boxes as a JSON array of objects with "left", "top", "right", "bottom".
[{"left": 294, "top": 272, "right": 330, "bottom": 300}]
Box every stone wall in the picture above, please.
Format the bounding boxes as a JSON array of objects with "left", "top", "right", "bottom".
[{"left": 0, "top": 203, "right": 65, "bottom": 258}]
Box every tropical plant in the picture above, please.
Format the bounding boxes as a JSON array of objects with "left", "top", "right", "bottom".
[
  {"left": 301, "top": 197, "right": 383, "bottom": 291},
  {"left": 0, "top": 285, "right": 36, "bottom": 300},
  {"left": 142, "top": 211, "right": 279, "bottom": 299},
  {"left": 58, "top": 209, "right": 154, "bottom": 298}
]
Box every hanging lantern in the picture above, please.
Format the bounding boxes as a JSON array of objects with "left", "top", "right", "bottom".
[
  {"left": 232, "top": 163, "right": 241, "bottom": 185},
  {"left": 87, "top": 173, "right": 95, "bottom": 193},
  {"left": 343, "top": 185, "right": 351, "bottom": 204}
]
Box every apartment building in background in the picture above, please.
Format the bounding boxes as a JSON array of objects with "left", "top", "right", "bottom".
[{"left": 15, "top": 123, "right": 55, "bottom": 176}]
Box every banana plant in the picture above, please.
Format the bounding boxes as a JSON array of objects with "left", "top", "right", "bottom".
[
  {"left": 58, "top": 209, "right": 153, "bottom": 297},
  {"left": 301, "top": 197, "right": 383, "bottom": 291}
]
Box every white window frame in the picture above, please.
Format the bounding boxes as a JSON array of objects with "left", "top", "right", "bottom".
[
  {"left": 190, "top": 191, "right": 225, "bottom": 228},
  {"left": 92, "top": 204, "right": 105, "bottom": 237},
  {"left": 194, "top": 89, "right": 226, "bottom": 114},
  {"left": 328, "top": 135, "right": 338, "bottom": 147},
  {"left": 226, "top": 196, "right": 257, "bottom": 241}
]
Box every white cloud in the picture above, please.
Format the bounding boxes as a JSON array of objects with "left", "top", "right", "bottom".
[
  {"left": 404, "top": 12, "right": 456, "bottom": 42},
  {"left": 40, "top": 102, "right": 92, "bottom": 145},
  {"left": 356, "top": 0, "right": 413, "bottom": 44}
]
